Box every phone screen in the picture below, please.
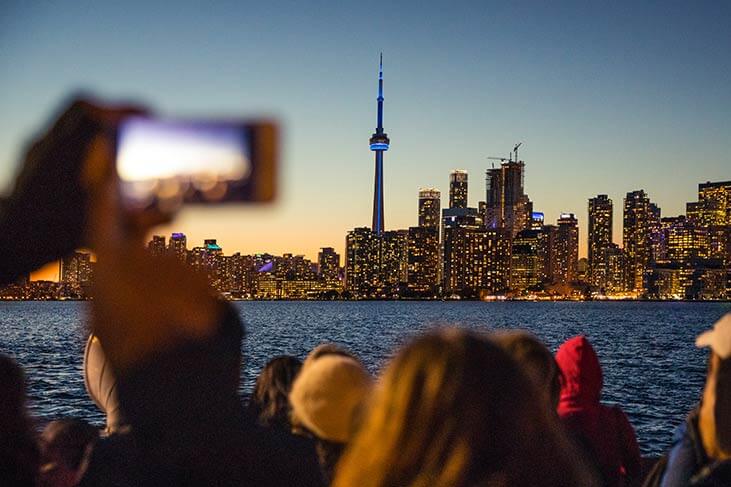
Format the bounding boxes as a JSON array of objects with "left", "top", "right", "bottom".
[{"left": 116, "top": 117, "right": 258, "bottom": 208}]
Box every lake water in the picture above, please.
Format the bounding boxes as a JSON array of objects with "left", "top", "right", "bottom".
[{"left": 1, "top": 300, "right": 729, "bottom": 455}]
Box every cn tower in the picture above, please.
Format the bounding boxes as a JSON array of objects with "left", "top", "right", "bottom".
[{"left": 369, "top": 53, "right": 389, "bottom": 236}]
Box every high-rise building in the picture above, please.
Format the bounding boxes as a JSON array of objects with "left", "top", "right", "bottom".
[
  {"left": 318, "top": 247, "right": 341, "bottom": 283},
  {"left": 61, "top": 252, "right": 93, "bottom": 288},
  {"left": 225, "top": 253, "right": 256, "bottom": 296},
  {"left": 168, "top": 232, "right": 187, "bottom": 261},
  {"left": 443, "top": 226, "right": 510, "bottom": 296},
  {"left": 624, "top": 190, "right": 656, "bottom": 294},
  {"left": 687, "top": 181, "right": 731, "bottom": 227},
  {"left": 148, "top": 235, "right": 166, "bottom": 256},
  {"left": 485, "top": 160, "right": 533, "bottom": 237},
  {"left": 190, "top": 239, "right": 225, "bottom": 291},
  {"left": 449, "top": 170, "right": 468, "bottom": 209},
  {"left": 380, "top": 230, "right": 408, "bottom": 292},
  {"left": 510, "top": 228, "right": 551, "bottom": 291},
  {"left": 442, "top": 200, "right": 509, "bottom": 296},
  {"left": 369, "top": 54, "right": 390, "bottom": 236},
  {"left": 602, "top": 244, "right": 628, "bottom": 293},
  {"left": 345, "top": 227, "right": 407, "bottom": 297},
  {"left": 554, "top": 213, "right": 579, "bottom": 285},
  {"left": 588, "top": 195, "right": 613, "bottom": 287},
  {"left": 406, "top": 226, "right": 439, "bottom": 294},
  {"left": 276, "top": 254, "right": 316, "bottom": 281},
  {"left": 418, "top": 188, "right": 441, "bottom": 229},
  {"left": 345, "top": 227, "right": 381, "bottom": 296}
]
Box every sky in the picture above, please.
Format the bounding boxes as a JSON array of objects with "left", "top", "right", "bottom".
[{"left": 1, "top": 1, "right": 729, "bottom": 281}]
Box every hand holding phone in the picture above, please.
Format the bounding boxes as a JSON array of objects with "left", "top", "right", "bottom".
[{"left": 116, "top": 117, "right": 277, "bottom": 211}]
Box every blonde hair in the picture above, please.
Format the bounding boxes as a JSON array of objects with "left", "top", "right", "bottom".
[{"left": 333, "top": 329, "right": 598, "bottom": 487}]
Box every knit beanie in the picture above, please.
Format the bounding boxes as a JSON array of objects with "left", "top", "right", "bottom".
[{"left": 289, "top": 354, "right": 372, "bottom": 443}]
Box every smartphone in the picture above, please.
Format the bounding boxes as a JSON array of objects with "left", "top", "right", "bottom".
[{"left": 115, "top": 117, "right": 277, "bottom": 209}]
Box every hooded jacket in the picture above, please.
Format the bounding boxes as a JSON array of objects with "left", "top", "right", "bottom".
[{"left": 556, "top": 335, "right": 642, "bottom": 487}]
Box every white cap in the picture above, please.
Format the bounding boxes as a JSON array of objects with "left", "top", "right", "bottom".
[
  {"left": 289, "top": 354, "right": 372, "bottom": 443},
  {"left": 695, "top": 313, "right": 731, "bottom": 360}
]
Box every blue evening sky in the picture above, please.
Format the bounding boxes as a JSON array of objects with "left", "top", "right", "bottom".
[{"left": 1, "top": 1, "right": 729, "bottom": 261}]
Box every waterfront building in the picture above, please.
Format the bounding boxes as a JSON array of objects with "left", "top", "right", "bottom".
[
  {"left": 318, "top": 247, "right": 341, "bottom": 283},
  {"left": 380, "top": 230, "right": 408, "bottom": 293},
  {"left": 225, "top": 252, "right": 256, "bottom": 297},
  {"left": 345, "top": 227, "right": 381, "bottom": 296},
  {"left": 577, "top": 258, "right": 589, "bottom": 282},
  {"left": 651, "top": 261, "right": 727, "bottom": 300},
  {"left": 406, "top": 226, "right": 439, "bottom": 294},
  {"left": 276, "top": 254, "right": 316, "bottom": 281},
  {"left": 554, "top": 213, "right": 579, "bottom": 285},
  {"left": 189, "top": 239, "right": 225, "bottom": 291},
  {"left": 510, "top": 228, "right": 551, "bottom": 291},
  {"left": 418, "top": 188, "right": 441, "bottom": 230},
  {"left": 147, "top": 235, "right": 166, "bottom": 256},
  {"left": 623, "top": 190, "right": 657, "bottom": 294},
  {"left": 442, "top": 201, "right": 509, "bottom": 296},
  {"left": 588, "top": 195, "right": 613, "bottom": 287},
  {"left": 484, "top": 159, "right": 533, "bottom": 237},
  {"left": 449, "top": 170, "right": 468, "bottom": 209},
  {"left": 369, "top": 54, "right": 390, "bottom": 236},
  {"left": 60, "top": 251, "right": 93, "bottom": 288},
  {"left": 602, "top": 244, "right": 629, "bottom": 293},
  {"left": 168, "top": 232, "right": 187, "bottom": 261},
  {"left": 687, "top": 180, "right": 731, "bottom": 227}
]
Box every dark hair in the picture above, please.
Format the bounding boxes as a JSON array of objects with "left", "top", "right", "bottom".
[
  {"left": 0, "top": 354, "right": 39, "bottom": 485},
  {"left": 249, "top": 355, "right": 302, "bottom": 429}
]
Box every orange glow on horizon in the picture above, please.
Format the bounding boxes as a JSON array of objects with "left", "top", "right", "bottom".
[{"left": 31, "top": 261, "right": 60, "bottom": 282}]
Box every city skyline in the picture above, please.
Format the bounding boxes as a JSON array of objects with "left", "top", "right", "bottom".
[{"left": 4, "top": 2, "right": 730, "bottom": 284}]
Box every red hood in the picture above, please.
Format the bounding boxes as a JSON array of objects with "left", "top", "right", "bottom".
[{"left": 555, "top": 335, "right": 603, "bottom": 412}]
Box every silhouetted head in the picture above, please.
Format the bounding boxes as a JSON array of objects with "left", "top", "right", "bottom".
[
  {"left": 290, "top": 353, "right": 373, "bottom": 484},
  {"left": 0, "top": 353, "right": 39, "bottom": 485},
  {"left": 249, "top": 355, "right": 302, "bottom": 429},
  {"left": 333, "top": 328, "right": 598, "bottom": 487},
  {"left": 494, "top": 330, "right": 562, "bottom": 411},
  {"left": 39, "top": 418, "right": 98, "bottom": 487},
  {"left": 555, "top": 335, "right": 603, "bottom": 411}
]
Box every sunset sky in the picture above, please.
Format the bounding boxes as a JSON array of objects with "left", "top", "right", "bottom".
[{"left": 1, "top": 1, "right": 729, "bottom": 281}]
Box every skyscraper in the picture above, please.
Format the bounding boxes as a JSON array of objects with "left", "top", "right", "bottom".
[
  {"left": 369, "top": 54, "right": 389, "bottom": 236},
  {"left": 624, "top": 190, "right": 656, "bottom": 293},
  {"left": 406, "top": 226, "right": 439, "bottom": 294},
  {"left": 554, "top": 213, "right": 579, "bottom": 285},
  {"left": 168, "top": 232, "right": 187, "bottom": 261},
  {"left": 485, "top": 159, "right": 533, "bottom": 237},
  {"left": 687, "top": 180, "right": 731, "bottom": 226},
  {"left": 449, "top": 170, "right": 468, "bottom": 209},
  {"left": 418, "top": 188, "right": 441, "bottom": 229},
  {"left": 345, "top": 227, "right": 380, "bottom": 296},
  {"left": 588, "top": 195, "right": 613, "bottom": 287},
  {"left": 147, "top": 235, "right": 166, "bottom": 256},
  {"left": 318, "top": 247, "right": 341, "bottom": 283},
  {"left": 61, "top": 251, "right": 92, "bottom": 287},
  {"left": 510, "top": 228, "right": 551, "bottom": 291}
]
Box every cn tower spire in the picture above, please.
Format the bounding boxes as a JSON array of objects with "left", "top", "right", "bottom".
[{"left": 370, "top": 52, "right": 390, "bottom": 235}]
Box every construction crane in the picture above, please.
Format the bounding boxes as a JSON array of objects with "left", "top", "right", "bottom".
[{"left": 487, "top": 142, "right": 524, "bottom": 167}]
